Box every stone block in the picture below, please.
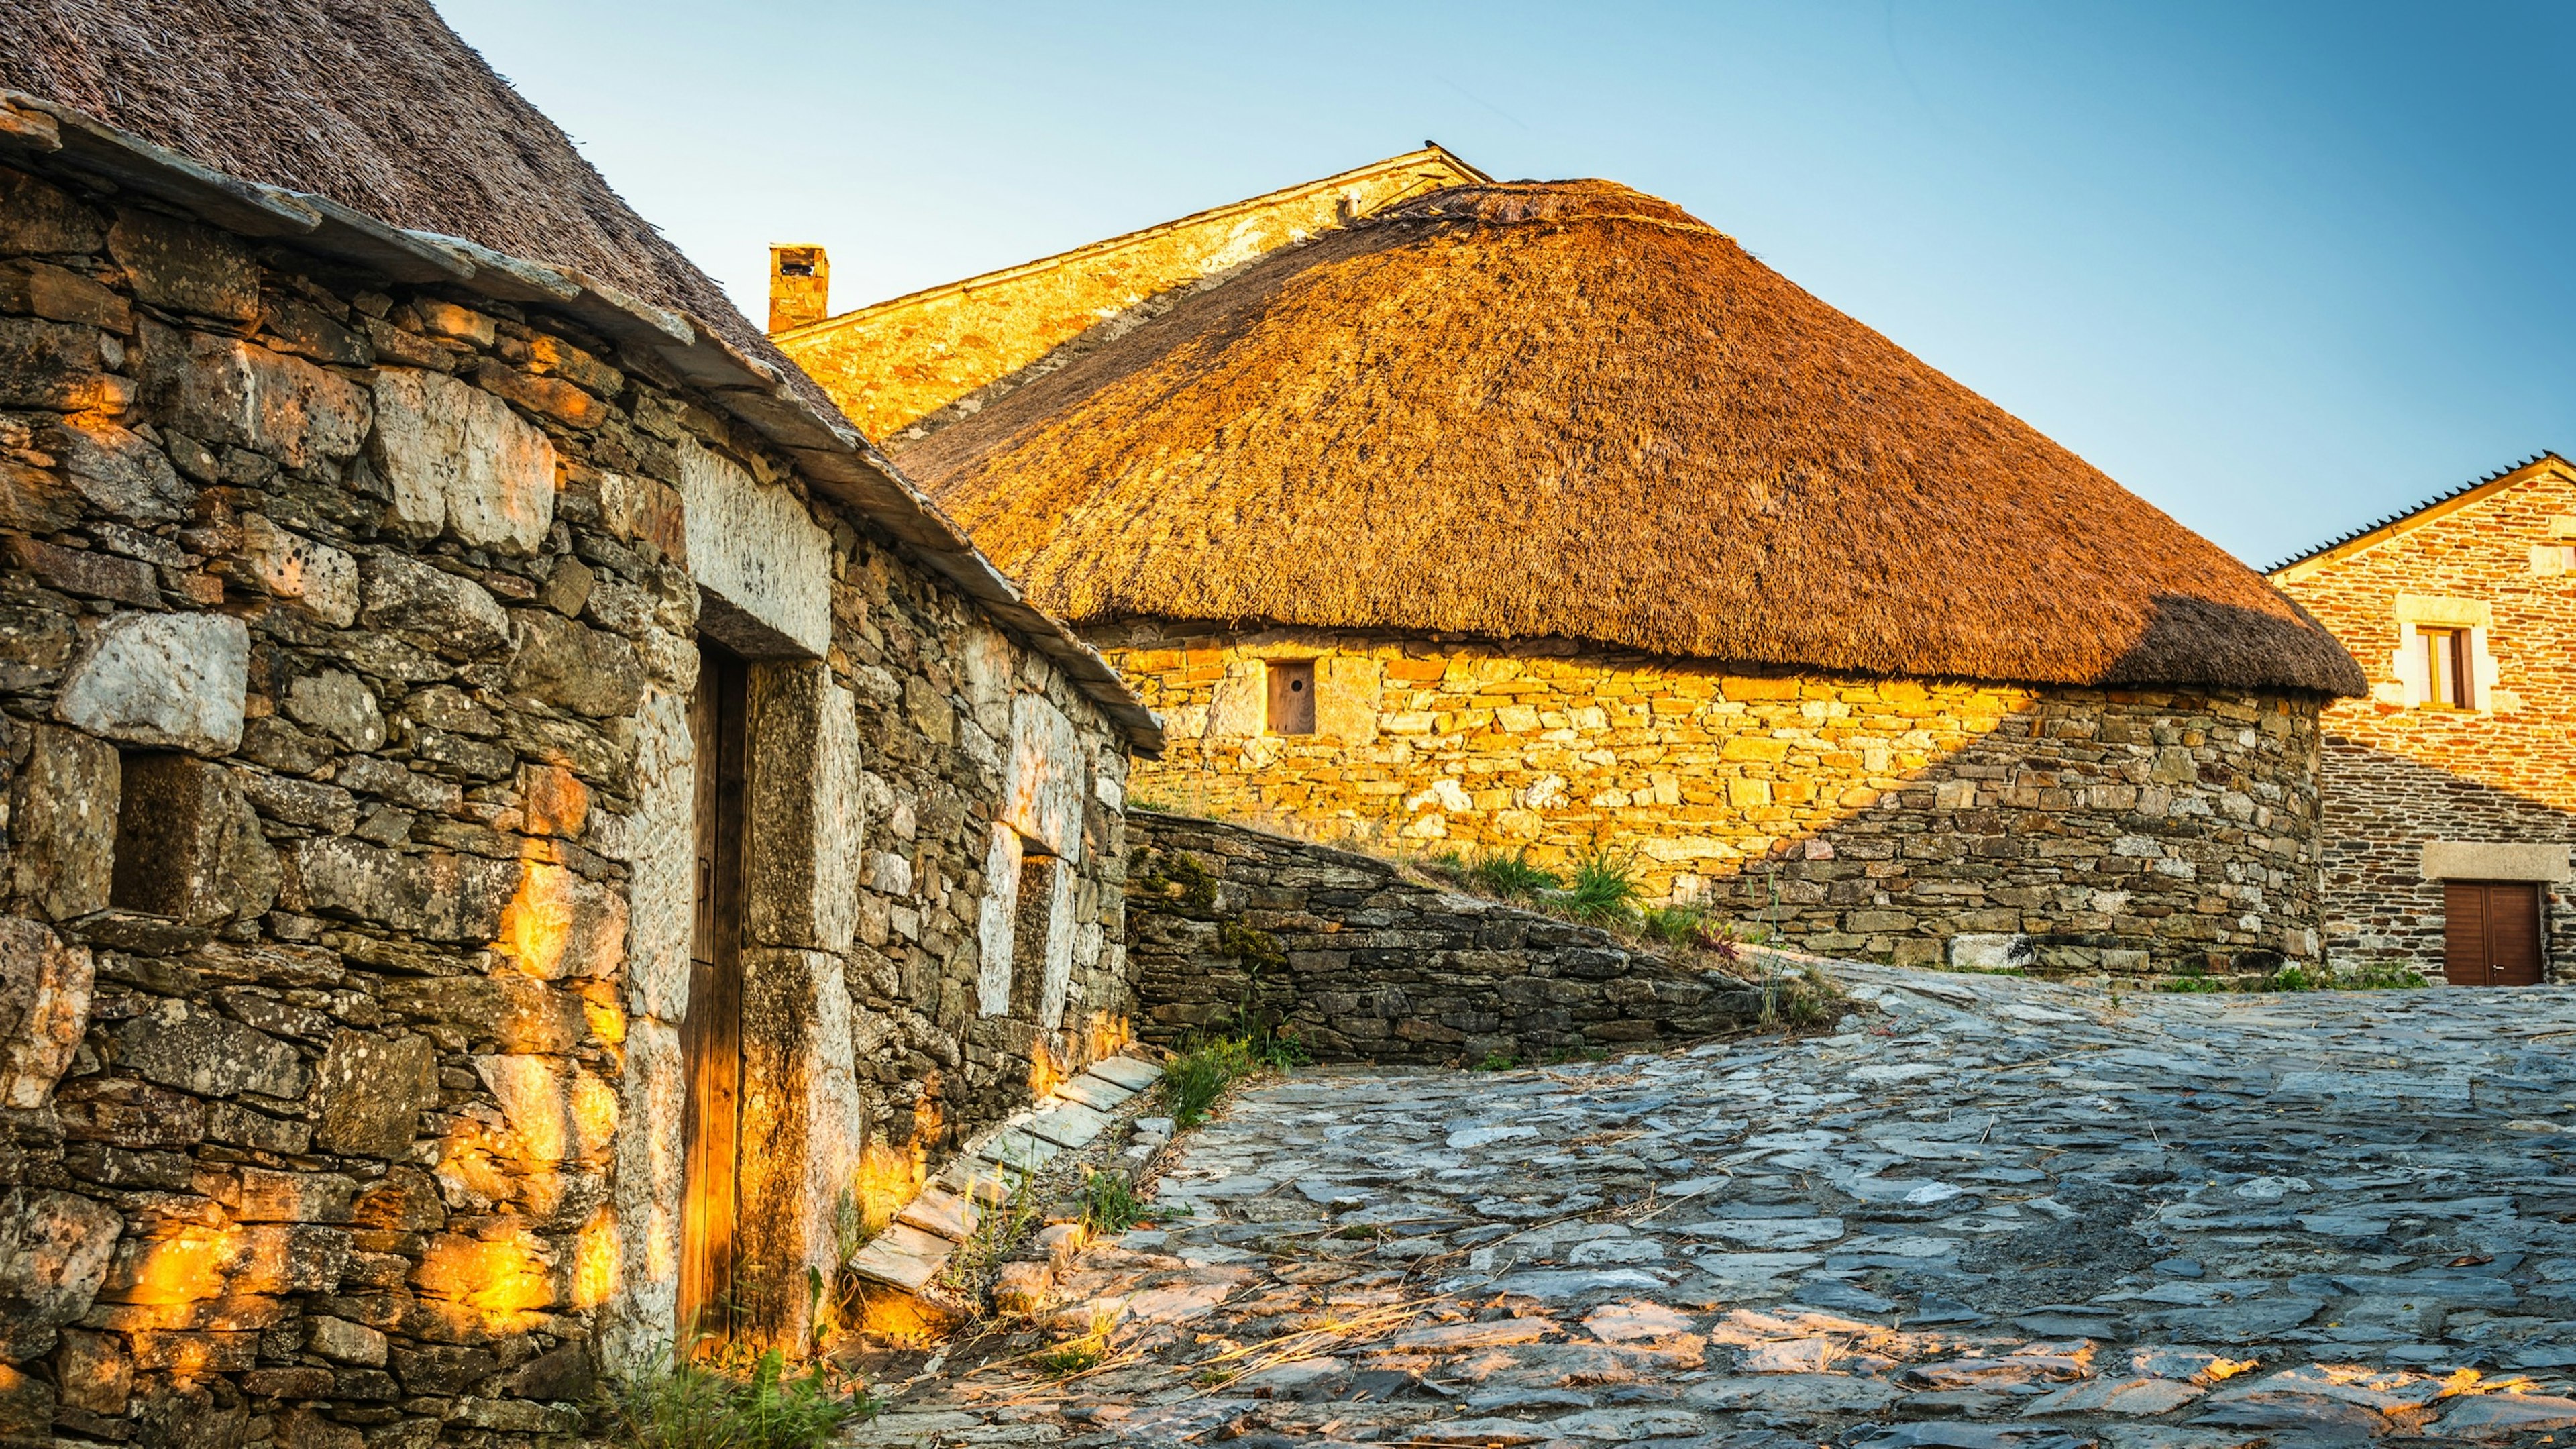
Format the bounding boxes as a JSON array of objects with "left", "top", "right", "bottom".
[
  {"left": 0, "top": 917, "right": 91, "bottom": 1110},
  {"left": 238, "top": 514, "right": 360, "bottom": 626},
  {"left": 109, "top": 209, "right": 259, "bottom": 322},
  {"left": 115, "top": 998, "right": 307, "bottom": 1099},
  {"left": 360, "top": 552, "right": 510, "bottom": 655},
  {"left": 55, "top": 1075, "right": 203, "bottom": 1148},
  {"left": 745, "top": 662, "right": 862, "bottom": 953},
  {"left": 141, "top": 325, "right": 368, "bottom": 468},
  {"left": 472, "top": 1053, "right": 616, "bottom": 1164},
  {"left": 9, "top": 535, "right": 159, "bottom": 607},
  {"left": 735, "top": 947, "right": 862, "bottom": 1345},
  {"left": 203, "top": 1165, "right": 359, "bottom": 1224},
  {"left": 977, "top": 822, "right": 1023, "bottom": 1017},
  {"left": 0, "top": 316, "right": 113, "bottom": 410},
  {"left": 370, "top": 368, "right": 557, "bottom": 555},
  {"left": 507, "top": 609, "right": 645, "bottom": 717},
  {"left": 601, "top": 1016, "right": 680, "bottom": 1373},
  {"left": 56, "top": 610, "right": 249, "bottom": 755},
  {"left": 0, "top": 168, "right": 103, "bottom": 255},
  {"left": 52, "top": 1330, "right": 129, "bottom": 1416},
  {"left": 308, "top": 1315, "right": 388, "bottom": 1366},
  {"left": 1002, "top": 694, "right": 1083, "bottom": 861},
  {"left": 378, "top": 973, "right": 583, "bottom": 1053},
  {"left": 0, "top": 258, "right": 131, "bottom": 332},
  {"left": 622, "top": 690, "right": 692, "bottom": 1022},
  {"left": 43, "top": 415, "right": 191, "bottom": 525},
  {"left": 496, "top": 860, "right": 627, "bottom": 980},
  {"left": 313, "top": 1031, "right": 439, "bottom": 1158},
  {"left": 0, "top": 1187, "right": 123, "bottom": 1362},
  {"left": 677, "top": 437, "right": 828, "bottom": 657},
  {"left": 10, "top": 725, "right": 117, "bottom": 921},
  {"left": 286, "top": 669, "right": 384, "bottom": 750}
]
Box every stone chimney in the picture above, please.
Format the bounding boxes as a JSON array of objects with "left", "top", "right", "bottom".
[{"left": 768, "top": 245, "right": 828, "bottom": 333}]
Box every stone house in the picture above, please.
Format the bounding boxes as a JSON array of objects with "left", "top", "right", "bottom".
[
  {"left": 2271, "top": 453, "right": 2576, "bottom": 985},
  {"left": 0, "top": 3, "right": 1159, "bottom": 1442},
  {"left": 777, "top": 168, "right": 2367, "bottom": 979}
]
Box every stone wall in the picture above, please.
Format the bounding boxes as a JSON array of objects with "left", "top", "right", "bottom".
[
  {"left": 1125, "top": 811, "right": 1762, "bottom": 1064},
  {"left": 1098, "top": 625, "right": 2329, "bottom": 978},
  {"left": 2274, "top": 460, "right": 2576, "bottom": 980},
  {"left": 0, "top": 157, "right": 1133, "bottom": 1446}
]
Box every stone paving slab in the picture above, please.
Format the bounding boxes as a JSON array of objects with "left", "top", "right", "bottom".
[{"left": 861, "top": 965, "right": 2576, "bottom": 1445}]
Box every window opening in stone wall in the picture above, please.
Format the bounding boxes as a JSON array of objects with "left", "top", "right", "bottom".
[
  {"left": 109, "top": 751, "right": 193, "bottom": 916},
  {"left": 1010, "top": 849, "right": 1059, "bottom": 1018},
  {"left": 2423, "top": 627, "right": 2472, "bottom": 709},
  {"left": 1267, "top": 659, "right": 1316, "bottom": 735}
]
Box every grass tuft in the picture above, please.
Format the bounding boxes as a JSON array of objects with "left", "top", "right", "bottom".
[
  {"left": 602, "top": 1344, "right": 873, "bottom": 1449},
  {"left": 1080, "top": 1169, "right": 1146, "bottom": 1235},
  {"left": 1557, "top": 849, "right": 1642, "bottom": 926}
]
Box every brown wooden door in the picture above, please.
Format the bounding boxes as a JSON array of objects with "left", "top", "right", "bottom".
[
  {"left": 2444, "top": 881, "right": 2543, "bottom": 987},
  {"left": 679, "top": 644, "right": 749, "bottom": 1340}
]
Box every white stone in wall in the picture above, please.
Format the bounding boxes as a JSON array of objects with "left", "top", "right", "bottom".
[
  {"left": 1206, "top": 662, "right": 1264, "bottom": 739},
  {"left": 962, "top": 625, "right": 1013, "bottom": 741},
  {"left": 370, "top": 367, "right": 557, "bottom": 556},
  {"left": 0, "top": 916, "right": 91, "bottom": 1109},
  {"left": 977, "top": 823, "right": 1022, "bottom": 1017},
  {"left": 237, "top": 513, "right": 358, "bottom": 627},
  {"left": 602, "top": 1016, "right": 682, "bottom": 1372},
  {"left": 1003, "top": 694, "right": 1083, "bottom": 862},
  {"left": 627, "top": 691, "right": 694, "bottom": 1024},
  {"left": 56, "top": 612, "right": 248, "bottom": 755},
  {"left": 677, "top": 437, "right": 830, "bottom": 657}
]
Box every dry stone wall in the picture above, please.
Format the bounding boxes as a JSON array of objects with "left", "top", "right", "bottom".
[
  {"left": 2274, "top": 463, "right": 2576, "bottom": 980},
  {"left": 0, "top": 158, "right": 1132, "bottom": 1447},
  {"left": 1100, "top": 627, "right": 2328, "bottom": 979},
  {"left": 1125, "top": 811, "right": 1762, "bottom": 1063}
]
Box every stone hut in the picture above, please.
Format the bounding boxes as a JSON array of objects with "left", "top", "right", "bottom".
[
  {"left": 0, "top": 3, "right": 1159, "bottom": 1439},
  {"left": 2271, "top": 453, "right": 2576, "bottom": 985},
  {"left": 780, "top": 172, "right": 2366, "bottom": 979}
]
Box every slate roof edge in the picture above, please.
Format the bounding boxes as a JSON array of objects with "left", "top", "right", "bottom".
[{"left": 2268, "top": 452, "right": 2574, "bottom": 583}]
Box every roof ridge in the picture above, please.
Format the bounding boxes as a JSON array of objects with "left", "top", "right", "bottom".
[
  {"left": 2267, "top": 451, "right": 2572, "bottom": 574},
  {"left": 782, "top": 144, "right": 1486, "bottom": 339}
]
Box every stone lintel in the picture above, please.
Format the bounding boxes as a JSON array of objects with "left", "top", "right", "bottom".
[{"left": 2420, "top": 839, "right": 2571, "bottom": 883}]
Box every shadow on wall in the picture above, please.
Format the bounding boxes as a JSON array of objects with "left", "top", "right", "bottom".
[{"left": 2315, "top": 739, "right": 2576, "bottom": 975}]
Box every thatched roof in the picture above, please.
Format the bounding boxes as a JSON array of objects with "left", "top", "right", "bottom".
[
  {"left": 902, "top": 181, "right": 2363, "bottom": 696},
  {"left": 0, "top": 0, "right": 1163, "bottom": 748},
  {"left": 0, "top": 0, "right": 804, "bottom": 400}
]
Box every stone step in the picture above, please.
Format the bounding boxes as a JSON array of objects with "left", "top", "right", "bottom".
[
  {"left": 1026, "top": 1099, "right": 1114, "bottom": 1150},
  {"left": 1085, "top": 1055, "right": 1164, "bottom": 1093},
  {"left": 846, "top": 1221, "right": 955, "bottom": 1293},
  {"left": 895, "top": 1185, "right": 982, "bottom": 1243},
  {"left": 1053, "top": 1075, "right": 1134, "bottom": 1112}
]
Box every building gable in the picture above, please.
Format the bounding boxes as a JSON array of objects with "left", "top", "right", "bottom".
[{"left": 772, "top": 144, "right": 1487, "bottom": 443}]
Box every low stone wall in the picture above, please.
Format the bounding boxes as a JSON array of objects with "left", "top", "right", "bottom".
[{"left": 1125, "top": 811, "right": 1762, "bottom": 1063}]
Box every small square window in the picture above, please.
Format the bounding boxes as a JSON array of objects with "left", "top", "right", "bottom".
[
  {"left": 1266, "top": 659, "right": 1316, "bottom": 736},
  {"left": 2422, "top": 627, "right": 2472, "bottom": 709}
]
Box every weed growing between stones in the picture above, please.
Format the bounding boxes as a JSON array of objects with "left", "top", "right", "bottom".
[
  {"left": 1443, "top": 845, "right": 1562, "bottom": 901},
  {"left": 1470, "top": 1050, "right": 1519, "bottom": 1071},
  {"left": 1032, "top": 1309, "right": 1120, "bottom": 1377},
  {"left": 939, "top": 1171, "right": 1045, "bottom": 1297},
  {"left": 2157, "top": 960, "right": 2430, "bottom": 993},
  {"left": 1161, "top": 1026, "right": 1306, "bottom": 1129},
  {"left": 1081, "top": 1168, "right": 1148, "bottom": 1234},
  {"left": 1562, "top": 849, "right": 1644, "bottom": 925},
  {"left": 1756, "top": 963, "right": 1848, "bottom": 1030},
  {"left": 601, "top": 1342, "right": 877, "bottom": 1449}
]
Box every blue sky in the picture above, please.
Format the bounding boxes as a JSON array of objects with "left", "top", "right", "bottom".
[{"left": 432, "top": 1, "right": 2573, "bottom": 568}]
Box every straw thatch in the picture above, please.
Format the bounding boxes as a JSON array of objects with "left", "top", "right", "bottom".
[
  {"left": 904, "top": 180, "right": 2363, "bottom": 695},
  {"left": 0, "top": 0, "right": 812, "bottom": 411}
]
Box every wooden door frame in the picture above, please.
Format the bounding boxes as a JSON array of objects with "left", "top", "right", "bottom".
[{"left": 679, "top": 643, "right": 749, "bottom": 1341}]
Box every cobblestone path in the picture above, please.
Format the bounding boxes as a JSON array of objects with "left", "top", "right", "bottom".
[{"left": 859, "top": 965, "right": 2576, "bottom": 1446}]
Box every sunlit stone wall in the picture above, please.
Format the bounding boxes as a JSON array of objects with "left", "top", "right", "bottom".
[{"left": 1096, "top": 625, "right": 2325, "bottom": 979}]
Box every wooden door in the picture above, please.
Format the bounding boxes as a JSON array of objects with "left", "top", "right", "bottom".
[
  {"left": 679, "top": 644, "right": 749, "bottom": 1340},
  {"left": 2444, "top": 881, "right": 2543, "bottom": 987}
]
